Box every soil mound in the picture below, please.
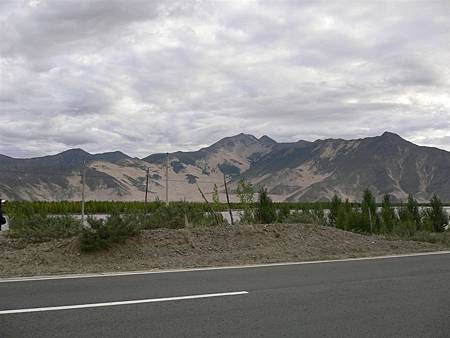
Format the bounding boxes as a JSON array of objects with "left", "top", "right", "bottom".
[{"left": 0, "top": 224, "right": 445, "bottom": 278}]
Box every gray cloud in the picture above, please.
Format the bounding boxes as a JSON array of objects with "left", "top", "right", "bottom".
[{"left": 1, "top": 0, "right": 449, "bottom": 158}]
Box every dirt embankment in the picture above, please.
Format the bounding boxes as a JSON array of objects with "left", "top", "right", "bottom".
[{"left": 0, "top": 223, "right": 446, "bottom": 278}]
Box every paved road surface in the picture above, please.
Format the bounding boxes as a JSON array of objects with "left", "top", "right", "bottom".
[{"left": 1, "top": 252, "right": 449, "bottom": 337}]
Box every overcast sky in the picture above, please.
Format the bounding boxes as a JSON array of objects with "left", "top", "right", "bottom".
[{"left": 1, "top": 0, "right": 449, "bottom": 158}]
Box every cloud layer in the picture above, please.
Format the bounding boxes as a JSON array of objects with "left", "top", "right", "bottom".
[{"left": 1, "top": 0, "right": 449, "bottom": 158}]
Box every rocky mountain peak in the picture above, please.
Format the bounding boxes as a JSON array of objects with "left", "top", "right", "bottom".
[
  {"left": 259, "top": 135, "right": 277, "bottom": 146},
  {"left": 375, "top": 131, "right": 412, "bottom": 147},
  {"left": 208, "top": 133, "right": 260, "bottom": 151},
  {"left": 93, "top": 151, "right": 131, "bottom": 163},
  {"left": 380, "top": 131, "right": 404, "bottom": 140},
  {"left": 51, "top": 148, "right": 92, "bottom": 163}
]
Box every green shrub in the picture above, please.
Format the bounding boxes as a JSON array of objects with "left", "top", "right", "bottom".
[
  {"left": 80, "top": 214, "right": 139, "bottom": 252},
  {"left": 9, "top": 214, "right": 81, "bottom": 240}
]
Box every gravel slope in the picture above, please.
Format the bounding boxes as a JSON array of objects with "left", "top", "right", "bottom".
[{"left": 0, "top": 223, "right": 446, "bottom": 278}]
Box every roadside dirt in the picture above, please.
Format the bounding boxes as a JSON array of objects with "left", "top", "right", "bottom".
[{"left": 0, "top": 223, "right": 446, "bottom": 278}]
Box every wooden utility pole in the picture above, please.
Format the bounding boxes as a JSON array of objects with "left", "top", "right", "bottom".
[
  {"left": 81, "top": 160, "right": 86, "bottom": 227},
  {"left": 165, "top": 152, "right": 169, "bottom": 206},
  {"left": 144, "top": 168, "right": 149, "bottom": 214},
  {"left": 223, "top": 173, "right": 234, "bottom": 225},
  {"left": 368, "top": 209, "right": 373, "bottom": 234}
]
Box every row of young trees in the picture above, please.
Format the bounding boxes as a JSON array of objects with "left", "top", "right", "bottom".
[
  {"left": 4, "top": 179, "right": 449, "bottom": 236},
  {"left": 235, "top": 179, "right": 324, "bottom": 225},
  {"left": 328, "top": 190, "right": 448, "bottom": 235},
  {"left": 235, "top": 178, "right": 448, "bottom": 235}
]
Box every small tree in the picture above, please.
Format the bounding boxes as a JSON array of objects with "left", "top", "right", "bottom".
[
  {"left": 336, "top": 199, "right": 357, "bottom": 231},
  {"left": 405, "top": 194, "right": 421, "bottom": 231},
  {"left": 255, "top": 187, "right": 276, "bottom": 224},
  {"left": 398, "top": 197, "right": 419, "bottom": 236},
  {"left": 428, "top": 194, "right": 448, "bottom": 232},
  {"left": 380, "top": 194, "right": 397, "bottom": 233},
  {"left": 236, "top": 178, "right": 255, "bottom": 224},
  {"left": 329, "top": 194, "right": 341, "bottom": 227},
  {"left": 276, "top": 203, "right": 291, "bottom": 223},
  {"left": 361, "top": 189, "right": 377, "bottom": 233}
]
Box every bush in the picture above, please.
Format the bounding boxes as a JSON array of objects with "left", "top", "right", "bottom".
[
  {"left": 79, "top": 214, "right": 139, "bottom": 252},
  {"left": 9, "top": 214, "right": 81, "bottom": 240}
]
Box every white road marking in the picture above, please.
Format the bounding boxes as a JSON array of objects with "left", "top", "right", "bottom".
[
  {"left": 0, "top": 291, "right": 249, "bottom": 315},
  {"left": 1, "top": 250, "right": 449, "bottom": 283}
]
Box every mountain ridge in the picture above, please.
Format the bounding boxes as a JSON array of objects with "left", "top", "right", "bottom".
[
  {"left": 1, "top": 132, "right": 449, "bottom": 202},
  {"left": 0, "top": 131, "right": 439, "bottom": 162}
]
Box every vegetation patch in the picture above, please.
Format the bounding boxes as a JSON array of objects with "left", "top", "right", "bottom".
[
  {"left": 8, "top": 214, "right": 81, "bottom": 241},
  {"left": 399, "top": 231, "right": 450, "bottom": 247},
  {"left": 79, "top": 214, "right": 140, "bottom": 252},
  {"left": 3, "top": 181, "right": 448, "bottom": 252}
]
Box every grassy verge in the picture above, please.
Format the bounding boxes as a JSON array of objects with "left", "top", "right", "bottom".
[
  {"left": 401, "top": 231, "right": 450, "bottom": 248},
  {"left": 382, "top": 230, "right": 450, "bottom": 249}
]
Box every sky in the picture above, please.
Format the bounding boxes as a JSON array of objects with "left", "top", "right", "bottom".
[{"left": 1, "top": 0, "right": 449, "bottom": 158}]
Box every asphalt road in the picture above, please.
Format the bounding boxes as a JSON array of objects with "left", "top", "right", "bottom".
[{"left": 1, "top": 252, "right": 449, "bottom": 337}]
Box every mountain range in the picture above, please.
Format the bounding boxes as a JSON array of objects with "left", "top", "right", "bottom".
[{"left": 1, "top": 132, "right": 449, "bottom": 202}]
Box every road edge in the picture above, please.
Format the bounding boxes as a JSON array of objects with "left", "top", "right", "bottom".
[{"left": 1, "top": 250, "right": 450, "bottom": 283}]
